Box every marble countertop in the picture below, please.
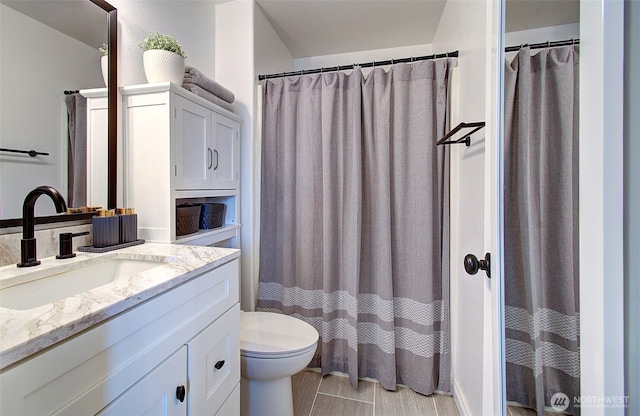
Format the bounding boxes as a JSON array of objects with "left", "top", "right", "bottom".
[{"left": 0, "top": 243, "right": 240, "bottom": 370}]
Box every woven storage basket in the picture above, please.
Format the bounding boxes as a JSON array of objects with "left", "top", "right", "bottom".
[
  {"left": 176, "top": 204, "right": 201, "bottom": 236},
  {"left": 200, "top": 203, "right": 226, "bottom": 229}
]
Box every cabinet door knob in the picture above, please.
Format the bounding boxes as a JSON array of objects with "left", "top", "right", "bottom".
[
  {"left": 214, "top": 360, "right": 225, "bottom": 370},
  {"left": 464, "top": 253, "right": 491, "bottom": 278},
  {"left": 213, "top": 149, "right": 219, "bottom": 170},
  {"left": 176, "top": 385, "right": 186, "bottom": 402},
  {"left": 207, "top": 148, "right": 213, "bottom": 170}
]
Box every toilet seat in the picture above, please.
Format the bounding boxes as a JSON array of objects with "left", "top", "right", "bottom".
[{"left": 240, "top": 312, "right": 319, "bottom": 359}]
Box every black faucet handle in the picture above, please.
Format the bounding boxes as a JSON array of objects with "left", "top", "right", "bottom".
[{"left": 56, "top": 231, "right": 90, "bottom": 260}]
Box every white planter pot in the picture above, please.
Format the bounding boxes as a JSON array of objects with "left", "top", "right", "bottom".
[
  {"left": 143, "top": 50, "right": 185, "bottom": 85},
  {"left": 101, "top": 55, "right": 108, "bottom": 87}
]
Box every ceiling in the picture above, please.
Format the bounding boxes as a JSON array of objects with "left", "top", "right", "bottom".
[
  {"left": 255, "top": 0, "right": 446, "bottom": 58},
  {"left": 2, "top": 0, "right": 581, "bottom": 60},
  {"left": 256, "top": 0, "right": 580, "bottom": 58}
]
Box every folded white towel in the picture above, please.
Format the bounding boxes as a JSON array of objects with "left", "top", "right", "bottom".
[
  {"left": 182, "top": 83, "right": 235, "bottom": 113},
  {"left": 184, "top": 66, "right": 235, "bottom": 104}
]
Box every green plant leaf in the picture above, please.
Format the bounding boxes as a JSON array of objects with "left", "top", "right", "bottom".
[{"left": 139, "top": 32, "right": 187, "bottom": 58}]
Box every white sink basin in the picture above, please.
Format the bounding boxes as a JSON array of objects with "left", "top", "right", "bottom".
[{"left": 0, "top": 257, "right": 168, "bottom": 310}]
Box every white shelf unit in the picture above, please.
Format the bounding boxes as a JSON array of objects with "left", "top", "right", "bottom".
[{"left": 121, "top": 82, "right": 241, "bottom": 248}]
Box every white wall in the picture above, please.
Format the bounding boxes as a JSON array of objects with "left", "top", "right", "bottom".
[
  {"left": 0, "top": 4, "right": 102, "bottom": 219},
  {"left": 255, "top": 4, "right": 294, "bottom": 77},
  {"left": 431, "top": 1, "right": 489, "bottom": 414},
  {"left": 293, "top": 43, "right": 432, "bottom": 72},
  {"left": 214, "top": 0, "right": 257, "bottom": 311},
  {"left": 249, "top": 4, "right": 294, "bottom": 310},
  {"left": 579, "top": 1, "right": 625, "bottom": 414},
  {"left": 109, "top": 0, "right": 216, "bottom": 87},
  {"left": 505, "top": 23, "right": 579, "bottom": 47},
  {"left": 624, "top": 0, "right": 640, "bottom": 414},
  {"left": 505, "top": 23, "right": 579, "bottom": 60}
]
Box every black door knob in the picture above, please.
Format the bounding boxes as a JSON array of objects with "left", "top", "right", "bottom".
[
  {"left": 176, "top": 385, "right": 186, "bottom": 402},
  {"left": 214, "top": 360, "right": 226, "bottom": 370},
  {"left": 464, "top": 253, "right": 491, "bottom": 278}
]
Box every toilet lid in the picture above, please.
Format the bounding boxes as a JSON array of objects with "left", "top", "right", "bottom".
[{"left": 240, "top": 312, "right": 319, "bottom": 357}]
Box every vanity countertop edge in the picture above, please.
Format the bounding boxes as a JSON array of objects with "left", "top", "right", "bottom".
[{"left": 0, "top": 243, "right": 240, "bottom": 370}]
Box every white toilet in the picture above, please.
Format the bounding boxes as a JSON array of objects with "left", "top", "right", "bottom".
[{"left": 239, "top": 311, "right": 319, "bottom": 416}]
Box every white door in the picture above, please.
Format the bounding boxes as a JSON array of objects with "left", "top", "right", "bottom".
[
  {"left": 483, "top": 0, "right": 506, "bottom": 414},
  {"left": 578, "top": 0, "right": 626, "bottom": 412},
  {"left": 435, "top": 1, "right": 504, "bottom": 414}
]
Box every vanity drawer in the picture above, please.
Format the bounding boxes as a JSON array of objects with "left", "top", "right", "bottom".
[
  {"left": 98, "top": 346, "right": 188, "bottom": 416},
  {"left": 188, "top": 304, "right": 240, "bottom": 416}
]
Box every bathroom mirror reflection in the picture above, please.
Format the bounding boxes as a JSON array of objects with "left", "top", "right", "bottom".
[
  {"left": 502, "top": 0, "right": 580, "bottom": 414},
  {"left": 0, "top": 0, "right": 111, "bottom": 221}
]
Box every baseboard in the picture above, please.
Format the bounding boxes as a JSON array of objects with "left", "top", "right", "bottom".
[{"left": 452, "top": 378, "right": 472, "bottom": 416}]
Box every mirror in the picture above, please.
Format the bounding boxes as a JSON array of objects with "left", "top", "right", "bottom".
[
  {"left": 0, "top": 0, "right": 116, "bottom": 226},
  {"left": 502, "top": 0, "right": 579, "bottom": 414}
]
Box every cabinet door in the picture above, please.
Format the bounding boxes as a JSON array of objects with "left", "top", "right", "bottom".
[
  {"left": 98, "top": 346, "right": 188, "bottom": 416},
  {"left": 188, "top": 304, "right": 240, "bottom": 416},
  {"left": 211, "top": 114, "right": 240, "bottom": 190},
  {"left": 215, "top": 383, "right": 240, "bottom": 416},
  {"left": 174, "top": 96, "right": 213, "bottom": 190}
]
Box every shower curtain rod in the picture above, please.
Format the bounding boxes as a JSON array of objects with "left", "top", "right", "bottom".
[
  {"left": 505, "top": 38, "right": 579, "bottom": 53},
  {"left": 258, "top": 50, "right": 459, "bottom": 80}
]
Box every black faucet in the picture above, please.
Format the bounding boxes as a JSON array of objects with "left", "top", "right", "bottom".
[{"left": 18, "top": 186, "right": 67, "bottom": 267}]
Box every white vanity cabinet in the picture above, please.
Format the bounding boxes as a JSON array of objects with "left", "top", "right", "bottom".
[
  {"left": 121, "top": 82, "right": 241, "bottom": 248},
  {"left": 0, "top": 258, "right": 240, "bottom": 416}
]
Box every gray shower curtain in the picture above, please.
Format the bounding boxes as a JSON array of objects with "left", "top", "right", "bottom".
[
  {"left": 504, "top": 46, "right": 580, "bottom": 415},
  {"left": 257, "top": 59, "right": 454, "bottom": 395},
  {"left": 65, "top": 93, "right": 87, "bottom": 208}
]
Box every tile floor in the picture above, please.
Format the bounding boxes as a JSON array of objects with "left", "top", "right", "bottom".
[
  {"left": 291, "top": 369, "right": 461, "bottom": 416},
  {"left": 507, "top": 404, "right": 562, "bottom": 416},
  {"left": 291, "top": 369, "right": 553, "bottom": 416}
]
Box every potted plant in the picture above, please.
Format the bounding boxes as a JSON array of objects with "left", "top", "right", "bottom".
[
  {"left": 99, "top": 43, "right": 108, "bottom": 87},
  {"left": 139, "top": 32, "right": 187, "bottom": 85}
]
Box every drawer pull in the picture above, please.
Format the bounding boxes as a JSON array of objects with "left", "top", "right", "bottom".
[
  {"left": 176, "top": 385, "right": 186, "bottom": 402},
  {"left": 214, "top": 360, "right": 225, "bottom": 370}
]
